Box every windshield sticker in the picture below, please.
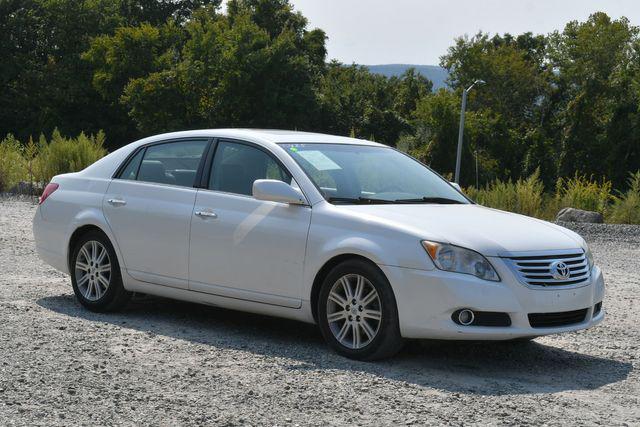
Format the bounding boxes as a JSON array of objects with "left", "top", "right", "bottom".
[{"left": 297, "top": 150, "right": 341, "bottom": 171}]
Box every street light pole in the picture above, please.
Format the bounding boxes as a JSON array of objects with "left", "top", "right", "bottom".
[{"left": 454, "top": 79, "right": 485, "bottom": 184}]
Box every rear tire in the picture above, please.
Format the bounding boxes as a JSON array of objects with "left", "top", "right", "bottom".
[
  {"left": 318, "top": 259, "right": 404, "bottom": 360},
  {"left": 70, "top": 231, "right": 130, "bottom": 312}
]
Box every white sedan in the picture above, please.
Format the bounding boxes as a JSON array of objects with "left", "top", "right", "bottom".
[{"left": 33, "top": 129, "right": 605, "bottom": 360}]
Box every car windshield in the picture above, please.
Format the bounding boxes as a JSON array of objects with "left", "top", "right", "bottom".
[{"left": 280, "top": 143, "right": 469, "bottom": 205}]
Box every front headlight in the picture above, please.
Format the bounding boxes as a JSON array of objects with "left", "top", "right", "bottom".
[
  {"left": 422, "top": 241, "right": 500, "bottom": 282},
  {"left": 584, "top": 245, "right": 594, "bottom": 270}
]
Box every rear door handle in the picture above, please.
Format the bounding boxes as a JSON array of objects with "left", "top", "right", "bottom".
[
  {"left": 195, "top": 210, "right": 218, "bottom": 219},
  {"left": 107, "top": 198, "right": 127, "bottom": 206}
]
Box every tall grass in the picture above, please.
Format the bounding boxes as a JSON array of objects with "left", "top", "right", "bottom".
[
  {"left": 554, "top": 175, "right": 612, "bottom": 214},
  {"left": 465, "top": 169, "right": 544, "bottom": 218},
  {"left": 0, "top": 134, "right": 27, "bottom": 192},
  {"left": 608, "top": 171, "right": 640, "bottom": 224},
  {"left": 38, "top": 129, "right": 107, "bottom": 183},
  {"left": 0, "top": 130, "right": 107, "bottom": 192},
  {"left": 465, "top": 171, "right": 640, "bottom": 223}
]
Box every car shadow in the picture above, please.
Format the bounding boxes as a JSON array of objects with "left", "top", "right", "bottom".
[{"left": 37, "top": 294, "right": 632, "bottom": 396}]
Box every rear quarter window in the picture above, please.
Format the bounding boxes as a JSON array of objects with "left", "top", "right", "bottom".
[{"left": 117, "top": 149, "right": 144, "bottom": 180}]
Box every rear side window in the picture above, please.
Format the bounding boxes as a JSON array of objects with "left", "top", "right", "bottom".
[
  {"left": 209, "top": 141, "right": 291, "bottom": 196},
  {"left": 118, "top": 149, "right": 144, "bottom": 180},
  {"left": 118, "top": 139, "right": 208, "bottom": 187}
]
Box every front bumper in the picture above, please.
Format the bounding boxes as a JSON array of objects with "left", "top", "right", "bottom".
[{"left": 379, "top": 258, "right": 605, "bottom": 340}]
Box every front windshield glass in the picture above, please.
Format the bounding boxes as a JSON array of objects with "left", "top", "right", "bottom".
[{"left": 280, "top": 143, "right": 469, "bottom": 204}]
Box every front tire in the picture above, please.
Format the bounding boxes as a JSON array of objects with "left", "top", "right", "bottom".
[
  {"left": 318, "top": 259, "right": 404, "bottom": 360},
  {"left": 70, "top": 231, "right": 130, "bottom": 312}
]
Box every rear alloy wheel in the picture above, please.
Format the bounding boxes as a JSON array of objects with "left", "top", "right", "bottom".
[
  {"left": 318, "top": 259, "right": 404, "bottom": 360},
  {"left": 71, "top": 231, "right": 130, "bottom": 312},
  {"left": 75, "top": 240, "right": 111, "bottom": 301}
]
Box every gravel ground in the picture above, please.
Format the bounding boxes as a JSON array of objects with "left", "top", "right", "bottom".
[{"left": 1, "top": 198, "right": 638, "bottom": 426}]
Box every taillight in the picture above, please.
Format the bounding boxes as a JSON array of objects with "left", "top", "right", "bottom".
[{"left": 39, "top": 183, "right": 59, "bottom": 205}]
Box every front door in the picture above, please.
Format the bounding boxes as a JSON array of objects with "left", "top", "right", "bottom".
[
  {"left": 188, "top": 140, "right": 311, "bottom": 307},
  {"left": 103, "top": 138, "right": 209, "bottom": 289}
]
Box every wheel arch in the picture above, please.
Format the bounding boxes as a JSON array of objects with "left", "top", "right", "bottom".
[
  {"left": 67, "top": 224, "right": 110, "bottom": 271},
  {"left": 309, "top": 253, "right": 392, "bottom": 323},
  {"left": 63, "top": 200, "right": 127, "bottom": 272}
]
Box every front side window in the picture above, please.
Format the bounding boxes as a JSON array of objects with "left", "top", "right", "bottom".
[
  {"left": 280, "top": 143, "right": 469, "bottom": 205},
  {"left": 121, "top": 139, "right": 208, "bottom": 187},
  {"left": 209, "top": 141, "right": 291, "bottom": 196}
]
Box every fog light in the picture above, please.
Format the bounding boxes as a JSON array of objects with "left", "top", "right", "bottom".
[{"left": 458, "top": 309, "right": 475, "bottom": 326}]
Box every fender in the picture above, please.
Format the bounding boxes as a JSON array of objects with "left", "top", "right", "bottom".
[
  {"left": 65, "top": 206, "right": 128, "bottom": 277},
  {"left": 302, "top": 235, "right": 389, "bottom": 300}
]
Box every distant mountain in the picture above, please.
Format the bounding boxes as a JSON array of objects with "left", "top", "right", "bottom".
[{"left": 364, "top": 64, "right": 449, "bottom": 90}]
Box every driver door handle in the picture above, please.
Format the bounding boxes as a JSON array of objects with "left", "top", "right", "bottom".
[
  {"left": 195, "top": 210, "right": 218, "bottom": 219},
  {"left": 107, "top": 198, "right": 127, "bottom": 206}
]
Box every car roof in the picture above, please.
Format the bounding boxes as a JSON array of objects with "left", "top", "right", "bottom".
[{"left": 136, "top": 129, "right": 385, "bottom": 147}]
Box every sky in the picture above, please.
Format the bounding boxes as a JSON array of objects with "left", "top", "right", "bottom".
[{"left": 279, "top": 0, "right": 640, "bottom": 65}]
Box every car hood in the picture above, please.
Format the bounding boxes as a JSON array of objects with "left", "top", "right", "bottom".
[{"left": 338, "top": 204, "right": 584, "bottom": 256}]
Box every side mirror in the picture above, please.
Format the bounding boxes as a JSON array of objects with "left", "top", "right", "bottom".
[
  {"left": 450, "top": 182, "right": 462, "bottom": 192},
  {"left": 253, "top": 179, "right": 307, "bottom": 205}
]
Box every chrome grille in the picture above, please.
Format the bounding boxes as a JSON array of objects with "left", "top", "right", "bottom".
[{"left": 505, "top": 250, "right": 590, "bottom": 288}]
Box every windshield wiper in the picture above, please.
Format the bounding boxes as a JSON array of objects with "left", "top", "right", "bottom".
[
  {"left": 327, "top": 196, "right": 395, "bottom": 205},
  {"left": 394, "top": 197, "right": 465, "bottom": 204}
]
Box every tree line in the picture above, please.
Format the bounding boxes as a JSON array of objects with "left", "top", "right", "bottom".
[{"left": 1, "top": 0, "right": 639, "bottom": 190}]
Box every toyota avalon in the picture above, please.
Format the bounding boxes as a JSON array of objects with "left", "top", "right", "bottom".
[{"left": 33, "top": 129, "right": 605, "bottom": 360}]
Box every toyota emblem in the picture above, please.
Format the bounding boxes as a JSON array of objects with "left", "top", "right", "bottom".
[{"left": 551, "top": 261, "right": 571, "bottom": 280}]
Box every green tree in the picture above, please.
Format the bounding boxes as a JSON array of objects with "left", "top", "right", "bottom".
[
  {"left": 548, "top": 13, "right": 640, "bottom": 188},
  {"left": 389, "top": 68, "right": 433, "bottom": 118},
  {"left": 0, "top": 0, "right": 216, "bottom": 148},
  {"left": 442, "top": 32, "right": 549, "bottom": 126},
  {"left": 403, "top": 90, "right": 464, "bottom": 175},
  {"left": 440, "top": 32, "right": 554, "bottom": 185},
  {"left": 83, "top": 22, "right": 184, "bottom": 104},
  {"left": 316, "top": 63, "right": 412, "bottom": 145},
  {"left": 86, "top": 2, "right": 326, "bottom": 133}
]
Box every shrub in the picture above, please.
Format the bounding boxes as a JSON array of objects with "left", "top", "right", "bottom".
[
  {"left": 555, "top": 174, "right": 612, "bottom": 214},
  {"left": 38, "top": 129, "right": 107, "bottom": 183},
  {"left": 0, "top": 134, "right": 27, "bottom": 192},
  {"left": 0, "top": 129, "right": 107, "bottom": 193},
  {"left": 466, "top": 169, "right": 544, "bottom": 218},
  {"left": 471, "top": 180, "right": 518, "bottom": 212},
  {"left": 608, "top": 171, "right": 640, "bottom": 224}
]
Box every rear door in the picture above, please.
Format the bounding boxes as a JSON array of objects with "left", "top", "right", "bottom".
[
  {"left": 103, "top": 138, "right": 210, "bottom": 289},
  {"left": 188, "top": 139, "right": 311, "bottom": 307}
]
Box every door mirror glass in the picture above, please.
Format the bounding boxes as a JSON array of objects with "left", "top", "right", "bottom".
[{"left": 253, "top": 179, "right": 306, "bottom": 205}]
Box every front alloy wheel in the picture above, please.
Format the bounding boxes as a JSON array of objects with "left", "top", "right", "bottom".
[
  {"left": 326, "top": 274, "right": 382, "bottom": 349},
  {"left": 318, "top": 259, "right": 404, "bottom": 360}
]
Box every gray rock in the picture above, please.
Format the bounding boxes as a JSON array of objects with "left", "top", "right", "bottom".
[{"left": 556, "top": 207, "right": 604, "bottom": 223}]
